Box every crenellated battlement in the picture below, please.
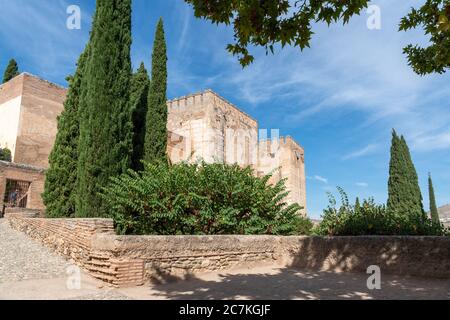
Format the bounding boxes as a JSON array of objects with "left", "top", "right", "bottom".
[
  {"left": 168, "top": 89, "right": 258, "bottom": 127},
  {"left": 259, "top": 135, "right": 304, "bottom": 151},
  {"left": 167, "top": 90, "right": 209, "bottom": 110}
]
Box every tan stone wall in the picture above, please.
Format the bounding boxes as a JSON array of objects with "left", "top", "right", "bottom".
[
  {"left": 279, "top": 236, "right": 450, "bottom": 278},
  {"left": 0, "top": 161, "right": 46, "bottom": 210},
  {"left": 14, "top": 74, "right": 66, "bottom": 168},
  {"left": 92, "top": 234, "right": 278, "bottom": 284},
  {"left": 0, "top": 75, "right": 24, "bottom": 157},
  {"left": 7, "top": 213, "right": 450, "bottom": 288},
  {"left": 167, "top": 90, "right": 258, "bottom": 165},
  {"left": 257, "top": 137, "right": 306, "bottom": 214},
  {"left": 0, "top": 73, "right": 24, "bottom": 105},
  {"left": 0, "top": 74, "right": 67, "bottom": 168}
]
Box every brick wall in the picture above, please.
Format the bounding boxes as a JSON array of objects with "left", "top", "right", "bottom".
[
  {"left": 14, "top": 74, "right": 66, "bottom": 168},
  {"left": 91, "top": 234, "right": 280, "bottom": 285},
  {"left": 6, "top": 213, "right": 450, "bottom": 288},
  {"left": 7, "top": 213, "right": 114, "bottom": 265},
  {"left": 0, "top": 161, "right": 46, "bottom": 210}
]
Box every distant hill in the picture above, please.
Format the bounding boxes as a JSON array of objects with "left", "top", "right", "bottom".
[{"left": 438, "top": 204, "right": 450, "bottom": 227}]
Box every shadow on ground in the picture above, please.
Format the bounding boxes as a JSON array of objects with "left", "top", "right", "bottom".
[{"left": 140, "top": 267, "right": 450, "bottom": 300}]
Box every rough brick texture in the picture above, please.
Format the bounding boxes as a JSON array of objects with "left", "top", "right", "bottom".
[{"left": 6, "top": 213, "right": 450, "bottom": 288}]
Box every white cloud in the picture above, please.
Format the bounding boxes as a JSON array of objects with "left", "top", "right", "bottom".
[
  {"left": 167, "top": 0, "right": 450, "bottom": 153},
  {"left": 342, "top": 144, "right": 378, "bottom": 160},
  {"left": 356, "top": 182, "right": 369, "bottom": 188},
  {"left": 314, "top": 175, "right": 328, "bottom": 184}
]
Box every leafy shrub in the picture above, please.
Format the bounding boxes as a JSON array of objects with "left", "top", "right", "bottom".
[
  {"left": 314, "top": 187, "right": 448, "bottom": 236},
  {"left": 0, "top": 147, "right": 12, "bottom": 162},
  {"left": 100, "top": 161, "right": 311, "bottom": 235}
]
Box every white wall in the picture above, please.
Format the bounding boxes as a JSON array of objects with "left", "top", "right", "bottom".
[{"left": 0, "top": 96, "right": 22, "bottom": 160}]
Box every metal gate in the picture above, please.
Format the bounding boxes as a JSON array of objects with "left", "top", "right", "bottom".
[{"left": 3, "top": 179, "right": 31, "bottom": 209}]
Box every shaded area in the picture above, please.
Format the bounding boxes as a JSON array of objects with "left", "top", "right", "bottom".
[{"left": 121, "top": 266, "right": 450, "bottom": 300}]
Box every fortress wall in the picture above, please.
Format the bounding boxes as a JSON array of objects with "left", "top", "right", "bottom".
[
  {"left": 167, "top": 90, "right": 259, "bottom": 166},
  {"left": 14, "top": 74, "right": 66, "bottom": 168},
  {"left": 257, "top": 137, "right": 306, "bottom": 214}
]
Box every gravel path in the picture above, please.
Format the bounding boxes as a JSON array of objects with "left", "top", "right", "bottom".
[
  {"left": 0, "top": 218, "right": 129, "bottom": 300},
  {"left": 0, "top": 219, "right": 71, "bottom": 283}
]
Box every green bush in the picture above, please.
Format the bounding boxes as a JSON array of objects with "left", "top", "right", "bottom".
[
  {"left": 0, "top": 147, "right": 11, "bottom": 162},
  {"left": 314, "top": 187, "right": 448, "bottom": 236},
  {"left": 100, "top": 161, "right": 311, "bottom": 235}
]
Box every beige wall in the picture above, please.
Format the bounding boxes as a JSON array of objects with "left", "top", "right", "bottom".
[
  {"left": 14, "top": 74, "right": 66, "bottom": 167},
  {"left": 0, "top": 96, "right": 21, "bottom": 158},
  {"left": 0, "top": 73, "right": 66, "bottom": 168}
]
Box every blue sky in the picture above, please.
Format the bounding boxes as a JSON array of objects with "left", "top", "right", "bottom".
[{"left": 1, "top": 0, "right": 449, "bottom": 219}]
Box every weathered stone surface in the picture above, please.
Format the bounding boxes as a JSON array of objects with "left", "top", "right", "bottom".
[
  {"left": 8, "top": 212, "right": 449, "bottom": 288},
  {"left": 0, "top": 73, "right": 66, "bottom": 167}
]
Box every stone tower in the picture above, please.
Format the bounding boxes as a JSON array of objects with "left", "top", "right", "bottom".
[{"left": 167, "top": 90, "right": 307, "bottom": 215}]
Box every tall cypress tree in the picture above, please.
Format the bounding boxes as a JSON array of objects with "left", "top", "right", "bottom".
[
  {"left": 130, "top": 63, "right": 150, "bottom": 171},
  {"left": 144, "top": 18, "right": 168, "bottom": 163},
  {"left": 355, "top": 197, "right": 361, "bottom": 213},
  {"left": 387, "top": 130, "right": 407, "bottom": 214},
  {"left": 428, "top": 173, "right": 440, "bottom": 224},
  {"left": 387, "top": 130, "right": 424, "bottom": 217},
  {"left": 399, "top": 135, "right": 424, "bottom": 216},
  {"left": 43, "top": 49, "right": 88, "bottom": 218},
  {"left": 76, "top": 0, "right": 133, "bottom": 218},
  {"left": 3, "top": 59, "right": 19, "bottom": 83}
]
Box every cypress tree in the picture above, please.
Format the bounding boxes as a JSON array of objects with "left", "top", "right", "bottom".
[
  {"left": 43, "top": 49, "right": 88, "bottom": 218},
  {"left": 387, "top": 130, "right": 407, "bottom": 214},
  {"left": 144, "top": 18, "right": 168, "bottom": 163},
  {"left": 387, "top": 130, "right": 424, "bottom": 217},
  {"left": 130, "top": 63, "right": 150, "bottom": 171},
  {"left": 355, "top": 197, "right": 361, "bottom": 213},
  {"left": 399, "top": 135, "right": 424, "bottom": 216},
  {"left": 76, "top": 0, "right": 133, "bottom": 218},
  {"left": 3, "top": 59, "right": 19, "bottom": 83},
  {"left": 428, "top": 173, "right": 440, "bottom": 224}
]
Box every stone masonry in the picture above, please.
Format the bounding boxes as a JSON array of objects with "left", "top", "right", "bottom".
[{"left": 7, "top": 213, "right": 450, "bottom": 288}]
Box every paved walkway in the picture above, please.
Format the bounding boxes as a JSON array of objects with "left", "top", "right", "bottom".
[{"left": 1, "top": 219, "right": 449, "bottom": 300}]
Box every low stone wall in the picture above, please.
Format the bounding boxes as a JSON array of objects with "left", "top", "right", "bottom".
[
  {"left": 92, "top": 234, "right": 280, "bottom": 284},
  {"left": 6, "top": 213, "right": 450, "bottom": 288},
  {"left": 279, "top": 236, "right": 450, "bottom": 279},
  {"left": 7, "top": 213, "right": 115, "bottom": 272}
]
